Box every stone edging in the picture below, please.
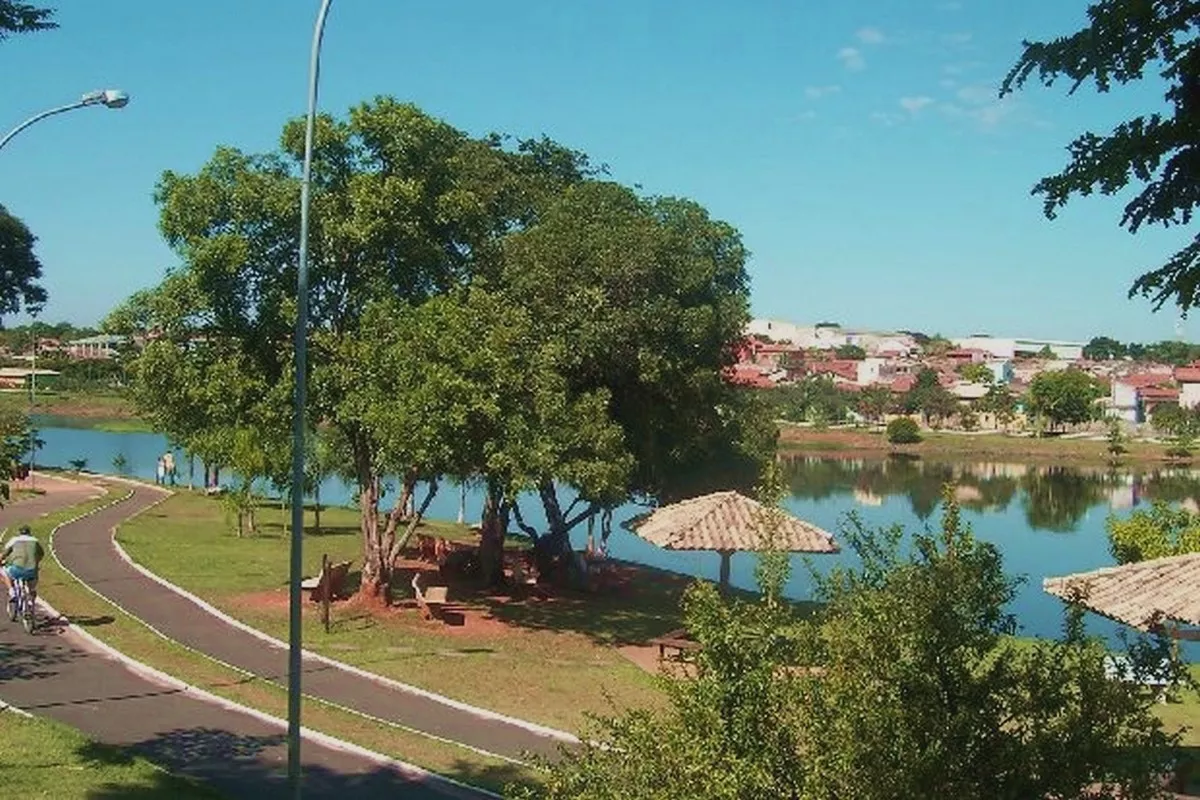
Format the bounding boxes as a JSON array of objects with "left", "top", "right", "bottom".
[
  {"left": 105, "top": 481, "right": 580, "bottom": 746},
  {"left": 36, "top": 485, "right": 500, "bottom": 799}
]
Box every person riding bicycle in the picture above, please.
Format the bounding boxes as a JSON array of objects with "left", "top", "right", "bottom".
[{"left": 1, "top": 525, "right": 44, "bottom": 601}]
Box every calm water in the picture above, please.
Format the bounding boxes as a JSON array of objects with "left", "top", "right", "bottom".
[{"left": 33, "top": 422, "right": 1198, "bottom": 648}]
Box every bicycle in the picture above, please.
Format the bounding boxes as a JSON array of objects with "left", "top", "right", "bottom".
[{"left": 6, "top": 576, "right": 36, "bottom": 634}]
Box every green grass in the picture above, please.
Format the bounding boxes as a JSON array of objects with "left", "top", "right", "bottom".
[
  {"left": 18, "top": 486, "right": 538, "bottom": 796},
  {"left": 0, "top": 711, "right": 224, "bottom": 799},
  {"left": 118, "top": 492, "right": 676, "bottom": 732}
]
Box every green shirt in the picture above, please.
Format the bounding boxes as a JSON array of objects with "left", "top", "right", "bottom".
[{"left": 3, "top": 535, "right": 44, "bottom": 570}]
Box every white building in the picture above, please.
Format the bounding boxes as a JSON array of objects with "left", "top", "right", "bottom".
[{"left": 951, "top": 335, "right": 1085, "bottom": 361}]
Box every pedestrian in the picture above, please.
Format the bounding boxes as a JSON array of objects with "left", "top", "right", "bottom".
[
  {"left": 155, "top": 457, "right": 165, "bottom": 486},
  {"left": 163, "top": 451, "right": 176, "bottom": 486}
]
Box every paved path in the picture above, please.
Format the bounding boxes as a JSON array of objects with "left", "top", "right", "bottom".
[
  {"left": 0, "top": 476, "right": 491, "bottom": 799},
  {"left": 51, "top": 483, "right": 567, "bottom": 764}
]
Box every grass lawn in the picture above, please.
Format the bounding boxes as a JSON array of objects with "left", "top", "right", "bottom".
[
  {"left": 117, "top": 492, "right": 677, "bottom": 732},
  {"left": 14, "top": 486, "right": 536, "bottom": 796},
  {"left": 0, "top": 711, "right": 224, "bottom": 799},
  {"left": 1, "top": 390, "right": 152, "bottom": 432},
  {"left": 778, "top": 424, "right": 1181, "bottom": 465}
]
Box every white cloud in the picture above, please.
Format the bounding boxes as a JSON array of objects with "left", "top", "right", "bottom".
[
  {"left": 900, "top": 96, "right": 935, "bottom": 114},
  {"left": 955, "top": 82, "right": 1001, "bottom": 106},
  {"left": 804, "top": 84, "right": 842, "bottom": 99},
  {"left": 837, "top": 46, "right": 866, "bottom": 71},
  {"left": 856, "top": 27, "right": 885, "bottom": 44}
]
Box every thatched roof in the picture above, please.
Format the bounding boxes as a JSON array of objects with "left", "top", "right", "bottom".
[
  {"left": 1043, "top": 552, "right": 1200, "bottom": 631},
  {"left": 627, "top": 491, "right": 839, "bottom": 554}
]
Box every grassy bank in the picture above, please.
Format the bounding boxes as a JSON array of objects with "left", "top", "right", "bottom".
[
  {"left": 17, "top": 486, "right": 535, "bottom": 795},
  {"left": 778, "top": 424, "right": 1181, "bottom": 465},
  {"left": 117, "top": 492, "right": 676, "bottom": 733},
  {"left": 0, "top": 711, "right": 225, "bottom": 799},
  {"left": 0, "top": 390, "right": 151, "bottom": 432}
]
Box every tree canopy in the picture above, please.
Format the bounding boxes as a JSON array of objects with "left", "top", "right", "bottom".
[
  {"left": 1001, "top": 0, "right": 1200, "bottom": 313},
  {"left": 0, "top": 1, "right": 54, "bottom": 40},
  {"left": 0, "top": 205, "right": 47, "bottom": 321},
  {"left": 1108, "top": 501, "right": 1200, "bottom": 564},
  {"left": 1024, "top": 369, "right": 1103, "bottom": 429},
  {"left": 111, "top": 98, "right": 772, "bottom": 593}
]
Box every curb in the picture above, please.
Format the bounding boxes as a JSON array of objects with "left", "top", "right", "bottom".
[
  {"left": 109, "top": 487, "right": 580, "bottom": 745},
  {"left": 38, "top": 488, "right": 499, "bottom": 799}
]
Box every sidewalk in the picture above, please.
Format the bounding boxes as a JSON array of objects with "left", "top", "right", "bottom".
[
  {"left": 0, "top": 476, "right": 486, "bottom": 799},
  {"left": 51, "top": 483, "right": 569, "bottom": 764}
]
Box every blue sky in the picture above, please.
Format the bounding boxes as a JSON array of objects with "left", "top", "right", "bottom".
[{"left": 0, "top": 1, "right": 1190, "bottom": 343}]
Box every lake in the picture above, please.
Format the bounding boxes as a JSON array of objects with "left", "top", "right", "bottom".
[{"left": 33, "top": 422, "right": 1198, "bottom": 648}]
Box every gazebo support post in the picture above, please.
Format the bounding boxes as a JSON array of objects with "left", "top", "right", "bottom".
[{"left": 718, "top": 550, "right": 732, "bottom": 593}]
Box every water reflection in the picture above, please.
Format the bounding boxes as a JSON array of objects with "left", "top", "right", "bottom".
[{"left": 783, "top": 455, "right": 1200, "bottom": 533}]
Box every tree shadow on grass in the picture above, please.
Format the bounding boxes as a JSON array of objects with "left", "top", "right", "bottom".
[{"left": 78, "top": 726, "right": 502, "bottom": 799}]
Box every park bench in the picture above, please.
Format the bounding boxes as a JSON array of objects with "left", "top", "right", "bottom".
[
  {"left": 648, "top": 628, "right": 702, "bottom": 661},
  {"left": 411, "top": 573, "right": 450, "bottom": 621},
  {"left": 301, "top": 559, "right": 352, "bottom": 603}
]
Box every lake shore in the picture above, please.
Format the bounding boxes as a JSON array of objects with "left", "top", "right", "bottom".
[
  {"left": 777, "top": 423, "right": 1186, "bottom": 466},
  {"left": 0, "top": 391, "right": 151, "bottom": 432}
]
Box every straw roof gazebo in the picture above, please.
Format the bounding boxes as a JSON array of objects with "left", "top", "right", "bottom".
[
  {"left": 1043, "top": 552, "right": 1200, "bottom": 639},
  {"left": 627, "top": 490, "right": 839, "bottom": 591}
]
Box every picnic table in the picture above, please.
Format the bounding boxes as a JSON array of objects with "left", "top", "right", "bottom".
[{"left": 648, "top": 628, "right": 702, "bottom": 661}]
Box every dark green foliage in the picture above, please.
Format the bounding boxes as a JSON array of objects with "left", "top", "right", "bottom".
[
  {"left": 0, "top": 205, "right": 47, "bottom": 320},
  {"left": 0, "top": 1, "right": 55, "bottom": 40},
  {"left": 1025, "top": 369, "right": 1104, "bottom": 430},
  {"left": 886, "top": 416, "right": 922, "bottom": 444},
  {"left": 1108, "top": 501, "right": 1200, "bottom": 564},
  {"left": 1002, "top": 0, "right": 1200, "bottom": 313}
]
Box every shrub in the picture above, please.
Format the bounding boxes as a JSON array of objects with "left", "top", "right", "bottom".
[{"left": 887, "top": 416, "right": 921, "bottom": 444}]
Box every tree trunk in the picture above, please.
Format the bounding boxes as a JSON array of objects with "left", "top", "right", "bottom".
[
  {"left": 314, "top": 482, "right": 322, "bottom": 535},
  {"left": 358, "top": 475, "right": 386, "bottom": 598},
  {"left": 457, "top": 482, "right": 466, "bottom": 525},
  {"left": 478, "top": 482, "right": 507, "bottom": 587},
  {"left": 388, "top": 480, "right": 439, "bottom": 566},
  {"left": 188, "top": 454, "right": 195, "bottom": 491}
]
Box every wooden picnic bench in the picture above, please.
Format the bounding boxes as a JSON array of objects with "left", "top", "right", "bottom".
[
  {"left": 411, "top": 573, "right": 450, "bottom": 621},
  {"left": 648, "top": 628, "right": 702, "bottom": 661},
  {"left": 301, "top": 559, "right": 352, "bottom": 603}
]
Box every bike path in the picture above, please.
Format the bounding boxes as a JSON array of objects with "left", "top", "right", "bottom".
[
  {"left": 51, "top": 483, "right": 568, "bottom": 764},
  {"left": 0, "top": 476, "right": 489, "bottom": 799}
]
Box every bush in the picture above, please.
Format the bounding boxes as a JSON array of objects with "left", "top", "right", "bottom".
[{"left": 886, "top": 416, "right": 921, "bottom": 444}]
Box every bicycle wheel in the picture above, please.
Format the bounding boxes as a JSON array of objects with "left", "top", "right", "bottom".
[
  {"left": 5, "top": 595, "right": 14, "bottom": 622},
  {"left": 21, "top": 593, "right": 34, "bottom": 634}
]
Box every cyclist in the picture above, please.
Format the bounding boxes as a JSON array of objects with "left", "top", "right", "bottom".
[{"left": 1, "top": 525, "right": 44, "bottom": 602}]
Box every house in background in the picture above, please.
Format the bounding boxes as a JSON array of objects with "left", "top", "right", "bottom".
[
  {"left": 1109, "top": 372, "right": 1176, "bottom": 423},
  {"left": 1175, "top": 363, "right": 1200, "bottom": 409},
  {"left": 66, "top": 334, "right": 126, "bottom": 360}
]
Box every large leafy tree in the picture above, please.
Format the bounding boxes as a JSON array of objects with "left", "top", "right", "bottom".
[
  {"left": 1108, "top": 500, "right": 1200, "bottom": 563},
  {"left": 1024, "top": 369, "right": 1103, "bottom": 430},
  {"left": 123, "top": 98, "right": 768, "bottom": 596},
  {"left": 0, "top": 1, "right": 54, "bottom": 40},
  {"left": 0, "top": 205, "right": 47, "bottom": 320},
  {"left": 1001, "top": 0, "right": 1200, "bottom": 312}
]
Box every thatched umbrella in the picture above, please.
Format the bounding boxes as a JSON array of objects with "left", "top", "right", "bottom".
[
  {"left": 1043, "top": 552, "right": 1200, "bottom": 640},
  {"left": 626, "top": 490, "right": 839, "bottom": 591}
]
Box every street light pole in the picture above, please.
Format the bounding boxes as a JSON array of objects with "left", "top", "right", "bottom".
[
  {"left": 288, "top": 1, "right": 333, "bottom": 796},
  {"left": 0, "top": 89, "right": 130, "bottom": 154},
  {"left": 27, "top": 316, "right": 36, "bottom": 492}
]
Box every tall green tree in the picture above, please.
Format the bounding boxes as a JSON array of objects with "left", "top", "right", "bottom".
[
  {"left": 0, "top": 205, "right": 47, "bottom": 321},
  {"left": 1108, "top": 501, "right": 1200, "bottom": 564},
  {"left": 1002, "top": 0, "right": 1200, "bottom": 312},
  {"left": 956, "top": 362, "right": 994, "bottom": 384},
  {"left": 1084, "top": 335, "right": 1127, "bottom": 361},
  {"left": 0, "top": 1, "right": 55, "bottom": 40},
  {"left": 122, "top": 98, "right": 769, "bottom": 596},
  {"left": 1025, "top": 369, "right": 1103, "bottom": 430}
]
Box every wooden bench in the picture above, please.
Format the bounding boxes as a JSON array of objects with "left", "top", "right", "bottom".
[
  {"left": 301, "top": 559, "right": 352, "bottom": 603},
  {"left": 411, "top": 573, "right": 450, "bottom": 621},
  {"left": 648, "top": 628, "right": 702, "bottom": 661}
]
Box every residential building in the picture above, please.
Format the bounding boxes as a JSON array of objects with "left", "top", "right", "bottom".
[
  {"left": 66, "top": 334, "right": 126, "bottom": 360},
  {"left": 0, "top": 367, "right": 61, "bottom": 390},
  {"left": 1176, "top": 363, "right": 1200, "bottom": 409}
]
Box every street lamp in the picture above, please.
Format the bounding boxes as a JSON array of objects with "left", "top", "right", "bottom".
[
  {"left": 288, "top": 1, "right": 333, "bottom": 797},
  {"left": 0, "top": 89, "right": 130, "bottom": 153}
]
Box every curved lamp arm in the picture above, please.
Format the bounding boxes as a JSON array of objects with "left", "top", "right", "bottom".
[{"left": 0, "top": 90, "right": 130, "bottom": 154}]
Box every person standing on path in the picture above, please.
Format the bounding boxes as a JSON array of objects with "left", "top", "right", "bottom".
[
  {"left": 162, "top": 451, "right": 176, "bottom": 487},
  {"left": 155, "top": 457, "right": 165, "bottom": 486}
]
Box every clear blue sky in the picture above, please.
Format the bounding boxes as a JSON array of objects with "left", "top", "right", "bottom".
[{"left": 0, "top": 0, "right": 1190, "bottom": 343}]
